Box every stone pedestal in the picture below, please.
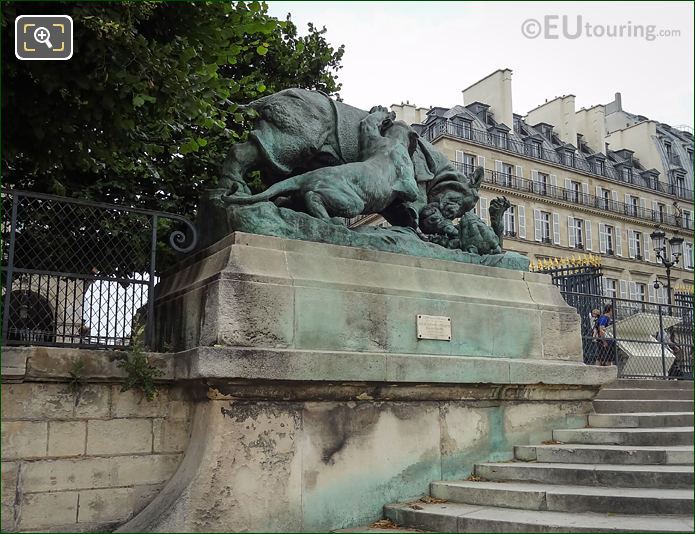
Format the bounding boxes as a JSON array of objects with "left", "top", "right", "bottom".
[{"left": 119, "top": 233, "right": 615, "bottom": 532}]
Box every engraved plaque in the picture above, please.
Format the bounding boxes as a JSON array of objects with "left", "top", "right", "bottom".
[{"left": 416, "top": 314, "right": 451, "bottom": 341}]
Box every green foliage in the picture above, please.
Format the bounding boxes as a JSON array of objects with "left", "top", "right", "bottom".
[
  {"left": 2, "top": 1, "right": 344, "bottom": 272},
  {"left": 68, "top": 357, "right": 86, "bottom": 396},
  {"left": 117, "top": 338, "right": 164, "bottom": 402}
]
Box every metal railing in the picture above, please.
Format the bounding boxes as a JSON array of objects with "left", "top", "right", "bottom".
[
  {"left": 1, "top": 190, "right": 197, "bottom": 349},
  {"left": 451, "top": 162, "right": 693, "bottom": 230},
  {"left": 425, "top": 119, "right": 694, "bottom": 201},
  {"left": 561, "top": 291, "right": 693, "bottom": 379}
]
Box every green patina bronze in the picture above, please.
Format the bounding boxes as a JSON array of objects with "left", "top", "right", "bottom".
[{"left": 205, "top": 88, "right": 526, "bottom": 271}]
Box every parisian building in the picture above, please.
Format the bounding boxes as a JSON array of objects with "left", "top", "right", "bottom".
[{"left": 353, "top": 69, "right": 694, "bottom": 304}]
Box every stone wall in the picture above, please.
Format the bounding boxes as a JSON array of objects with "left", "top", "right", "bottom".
[{"left": 1, "top": 348, "right": 192, "bottom": 533}]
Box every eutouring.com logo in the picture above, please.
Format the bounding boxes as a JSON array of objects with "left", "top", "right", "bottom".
[{"left": 521, "top": 15, "right": 681, "bottom": 42}]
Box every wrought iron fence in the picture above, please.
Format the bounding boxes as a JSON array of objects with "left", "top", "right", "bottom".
[
  {"left": 561, "top": 291, "right": 693, "bottom": 380},
  {"left": 1, "top": 190, "right": 197, "bottom": 349}
]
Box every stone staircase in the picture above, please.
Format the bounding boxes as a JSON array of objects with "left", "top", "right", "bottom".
[{"left": 384, "top": 379, "right": 694, "bottom": 533}]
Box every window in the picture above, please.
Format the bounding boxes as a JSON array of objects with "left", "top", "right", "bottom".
[
  {"left": 684, "top": 210, "right": 692, "bottom": 230},
  {"left": 493, "top": 130, "right": 508, "bottom": 148},
  {"left": 528, "top": 141, "right": 542, "bottom": 158},
  {"left": 563, "top": 151, "right": 575, "bottom": 167},
  {"left": 622, "top": 167, "right": 633, "bottom": 182},
  {"left": 594, "top": 159, "right": 605, "bottom": 175},
  {"left": 605, "top": 225, "right": 614, "bottom": 254},
  {"left": 629, "top": 230, "right": 643, "bottom": 259},
  {"left": 665, "top": 141, "right": 672, "bottom": 160},
  {"left": 536, "top": 172, "right": 549, "bottom": 195},
  {"left": 503, "top": 205, "right": 516, "bottom": 236},
  {"left": 540, "top": 211, "right": 551, "bottom": 242},
  {"left": 635, "top": 283, "right": 647, "bottom": 302},
  {"left": 456, "top": 151, "right": 477, "bottom": 175},
  {"left": 602, "top": 189, "right": 611, "bottom": 209},
  {"left": 501, "top": 163, "right": 514, "bottom": 186},
  {"left": 656, "top": 203, "right": 666, "bottom": 223},
  {"left": 684, "top": 242, "right": 694, "bottom": 270},
  {"left": 603, "top": 278, "right": 617, "bottom": 298},
  {"left": 574, "top": 219, "right": 584, "bottom": 248},
  {"left": 625, "top": 195, "right": 639, "bottom": 216},
  {"left": 568, "top": 181, "right": 582, "bottom": 203},
  {"left": 453, "top": 119, "right": 472, "bottom": 139}
]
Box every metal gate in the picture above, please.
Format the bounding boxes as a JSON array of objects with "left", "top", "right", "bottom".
[{"left": 1, "top": 189, "right": 197, "bottom": 348}]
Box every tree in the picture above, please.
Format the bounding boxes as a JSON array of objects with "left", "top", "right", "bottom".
[{"left": 2, "top": 1, "right": 344, "bottom": 219}]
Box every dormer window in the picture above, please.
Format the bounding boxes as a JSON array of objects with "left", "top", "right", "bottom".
[
  {"left": 622, "top": 167, "right": 633, "bottom": 182},
  {"left": 563, "top": 151, "right": 575, "bottom": 167},
  {"left": 493, "top": 129, "right": 508, "bottom": 149},
  {"left": 594, "top": 159, "right": 605, "bottom": 175}
]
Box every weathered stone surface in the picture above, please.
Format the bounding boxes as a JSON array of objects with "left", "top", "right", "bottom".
[
  {"left": 119, "top": 402, "right": 304, "bottom": 533},
  {"left": 1, "top": 421, "right": 47, "bottom": 459},
  {"left": 152, "top": 419, "right": 190, "bottom": 453},
  {"left": 86, "top": 419, "right": 153, "bottom": 455},
  {"left": 111, "top": 387, "right": 168, "bottom": 418},
  {"left": 22, "top": 454, "right": 182, "bottom": 493},
  {"left": 48, "top": 421, "right": 86, "bottom": 457},
  {"left": 152, "top": 232, "right": 571, "bottom": 357},
  {"left": 300, "top": 402, "right": 441, "bottom": 531},
  {"left": 18, "top": 492, "right": 78, "bottom": 530},
  {"left": 78, "top": 487, "right": 135, "bottom": 523},
  {"left": 1, "top": 349, "right": 26, "bottom": 381},
  {"left": 1, "top": 462, "right": 18, "bottom": 531},
  {"left": 1, "top": 383, "right": 74, "bottom": 420}
]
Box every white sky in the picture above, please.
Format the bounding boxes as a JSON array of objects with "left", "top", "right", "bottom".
[{"left": 267, "top": 1, "right": 694, "bottom": 128}]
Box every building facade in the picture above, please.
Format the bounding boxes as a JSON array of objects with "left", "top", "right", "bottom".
[{"left": 356, "top": 69, "right": 693, "bottom": 303}]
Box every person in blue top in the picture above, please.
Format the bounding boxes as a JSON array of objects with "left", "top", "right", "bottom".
[{"left": 595, "top": 303, "right": 615, "bottom": 365}]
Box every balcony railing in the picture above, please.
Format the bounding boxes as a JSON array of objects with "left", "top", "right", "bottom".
[
  {"left": 452, "top": 162, "right": 693, "bottom": 230},
  {"left": 423, "top": 119, "right": 694, "bottom": 201}
]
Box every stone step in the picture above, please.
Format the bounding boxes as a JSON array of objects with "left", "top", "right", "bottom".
[
  {"left": 429, "top": 480, "right": 693, "bottom": 515},
  {"left": 552, "top": 426, "right": 693, "bottom": 446},
  {"left": 589, "top": 412, "right": 694, "bottom": 428},
  {"left": 596, "top": 388, "right": 694, "bottom": 400},
  {"left": 593, "top": 399, "right": 694, "bottom": 413},
  {"left": 474, "top": 462, "right": 694, "bottom": 488},
  {"left": 612, "top": 379, "right": 693, "bottom": 390},
  {"left": 384, "top": 502, "right": 694, "bottom": 533},
  {"left": 514, "top": 443, "right": 694, "bottom": 465}
]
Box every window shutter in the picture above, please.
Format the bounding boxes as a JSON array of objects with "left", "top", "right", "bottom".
[
  {"left": 515, "top": 165, "right": 523, "bottom": 178},
  {"left": 611, "top": 191, "right": 619, "bottom": 206},
  {"left": 629, "top": 281, "right": 637, "bottom": 300},
  {"left": 599, "top": 223, "right": 607, "bottom": 253},
  {"left": 495, "top": 160, "right": 503, "bottom": 173},
  {"left": 581, "top": 183, "right": 589, "bottom": 203},
  {"left": 518, "top": 206, "right": 526, "bottom": 239},
  {"left": 552, "top": 212, "right": 560, "bottom": 245},
  {"left": 602, "top": 278, "right": 609, "bottom": 296},
  {"left": 568, "top": 217, "right": 576, "bottom": 248},
  {"left": 628, "top": 230, "right": 636, "bottom": 259},
  {"left": 531, "top": 169, "right": 539, "bottom": 193},
  {"left": 615, "top": 226, "right": 623, "bottom": 256},
  {"left": 480, "top": 197, "right": 489, "bottom": 224},
  {"left": 624, "top": 193, "right": 629, "bottom": 206},
  {"left": 455, "top": 150, "right": 465, "bottom": 162},
  {"left": 648, "top": 284, "right": 655, "bottom": 303},
  {"left": 534, "top": 209, "right": 542, "bottom": 242},
  {"left": 596, "top": 186, "right": 602, "bottom": 197},
  {"left": 639, "top": 197, "right": 646, "bottom": 217},
  {"left": 477, "top": 155, "right": 486, "bottom": 169},
  {"left": 565, "top": 178, "right": 571, "bottom": 190},
  {"left": 550, "top": 174, "right": 557, "bottom": 193},
  {"left": 643, "top": 234, "right": 650, "bottom": 262},
  {"left": 620, "top": 279, "right": 628, "bottom": 299},
  {"left": 585, "top": 219, "right": 592, "bottom": 251},
  {"left": 652, "top": 200, "right": 659, "bottom": 222}
]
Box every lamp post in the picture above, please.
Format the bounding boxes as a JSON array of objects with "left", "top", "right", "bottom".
[{"left": 650, "top": 228, "right": 684, "bottom": 311}]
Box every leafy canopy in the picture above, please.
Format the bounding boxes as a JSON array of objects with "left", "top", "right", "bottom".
[{"left": 2, "top": 1, "right": 344, "bottom": 218}]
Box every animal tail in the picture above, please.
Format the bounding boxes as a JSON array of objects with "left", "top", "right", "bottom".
[{"left": 221, "top": 178, "right": 299, "bottom": 205}]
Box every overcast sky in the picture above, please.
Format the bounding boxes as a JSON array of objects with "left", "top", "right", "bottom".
[{"left": 267, "top": 1, "right": 694, "bottom": 128}]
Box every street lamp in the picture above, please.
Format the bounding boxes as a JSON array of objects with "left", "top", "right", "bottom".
[{"left": 650, "top": 228, "right": 684, "bottom": 309}]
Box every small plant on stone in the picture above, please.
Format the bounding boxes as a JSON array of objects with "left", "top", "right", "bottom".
[
  {"left": 117, "top": 335, "right": 164, "bottom": 402},
  {"left": 68, "top": 357, "right": 86, "bottom": 400}
]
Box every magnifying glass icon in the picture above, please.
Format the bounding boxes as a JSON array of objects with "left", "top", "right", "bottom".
[{"left": 33, "top": 26, "right": 53, "bottom": 49}]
